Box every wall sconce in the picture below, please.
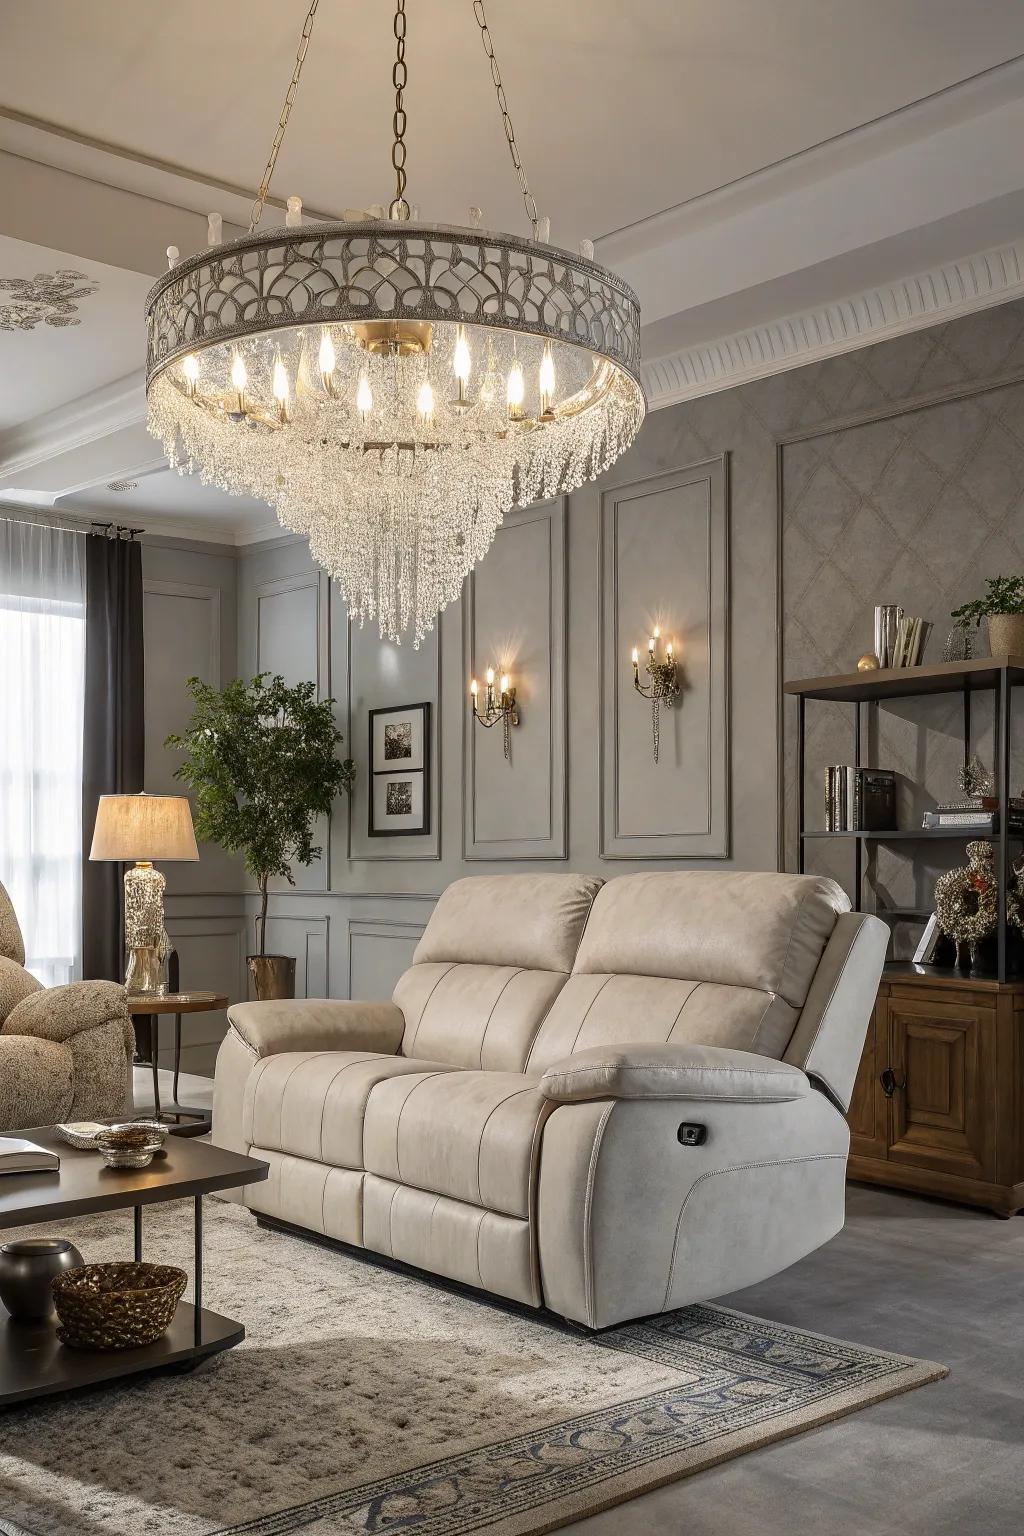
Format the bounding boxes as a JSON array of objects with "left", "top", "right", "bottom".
[
  {"left": 470, "top": 667, "right": 519, "bottom": 760},
  {"left": 631, "top": 627, "right": 680, "bottom": 764}
]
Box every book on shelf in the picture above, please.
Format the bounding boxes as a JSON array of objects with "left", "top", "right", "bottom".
[
  {"left": 912, "top": 913, "right": 943, "bottom": 965},
  {"left": 921, "top": 809, "right": 1024, "bottom": 831},
  {"left": 934, "top": 796, "right": 1024, "bottom": 814},
  {"left": 824, "top": 766, "right": 896, "bottom": 832},
  {"left": 892, "top": 614, "right": 931, "bottom": 669},
  {"left": 0, "top": 1137, "right": 60, "bottom": 1176}
]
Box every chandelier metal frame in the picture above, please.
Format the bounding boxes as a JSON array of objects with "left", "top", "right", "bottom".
[{"left": 145, "top": 223, "right": 641, "bottom": 395}]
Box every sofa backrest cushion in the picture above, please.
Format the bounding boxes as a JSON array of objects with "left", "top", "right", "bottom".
[
  {"left": 395, "top": 874, "right": 603, "bottom": 1071},
  {"left": 527, "top": 870, "right": 848, "bottom": 1070}
]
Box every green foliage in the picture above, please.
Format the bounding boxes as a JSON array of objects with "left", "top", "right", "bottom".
[
  {"left": 951, "top": 576, "right": 1024, "bottom": 628},
  {"left": 165, "top": 674, "right": 354, "bottom": 953}
]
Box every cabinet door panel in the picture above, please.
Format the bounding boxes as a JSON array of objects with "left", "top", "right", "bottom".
[
  {"left": 848, "top": 994, "right": 887, "bottom": 1160},
  {"left": 887, "top": 997, "right": 994, "bottom": 1180}
]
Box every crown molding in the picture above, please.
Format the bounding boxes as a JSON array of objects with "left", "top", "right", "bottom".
[
  {"left": 641, "top": 238, "right": 1024, "bottom": 409},
  {"left": 0, "top": 369, "right": 145, "bottom": 479}
]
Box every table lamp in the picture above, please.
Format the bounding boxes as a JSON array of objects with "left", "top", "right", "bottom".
[{"left": 89, "top": 793, "right": 199, "bottom": 995}]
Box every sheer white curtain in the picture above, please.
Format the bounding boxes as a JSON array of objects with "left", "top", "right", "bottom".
[{"left": 0, "top": 517, "right": 86, "bottom": 984}]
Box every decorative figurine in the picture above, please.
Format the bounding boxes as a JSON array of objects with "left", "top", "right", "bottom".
[{"left": 856, "top": 653, "right": 880, "bottom": 671}]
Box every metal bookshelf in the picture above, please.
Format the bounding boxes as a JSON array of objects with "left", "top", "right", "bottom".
[{"left": 784, "top": 655, "right": 1024, "bottom": 983}]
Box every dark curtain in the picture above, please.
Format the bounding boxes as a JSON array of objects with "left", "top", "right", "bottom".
[{"left": 81, "top": 533, "right": 145, "bottom": 980}]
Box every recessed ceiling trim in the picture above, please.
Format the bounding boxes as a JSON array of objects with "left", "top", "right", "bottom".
[
  {"left": 0, "top": 368, "right": 144, "bottom": 478},
  {"left": 641, "top": 237, "right": 1024, "bottom": 408}
]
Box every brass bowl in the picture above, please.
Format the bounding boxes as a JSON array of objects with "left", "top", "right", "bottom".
[{"left": 53, "top": 1261, "right": 187, "bottom": 1351}]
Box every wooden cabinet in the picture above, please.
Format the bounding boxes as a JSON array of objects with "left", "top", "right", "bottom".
[{"left": 847, "top": 969, "right": 1024, "bottom": 1216}]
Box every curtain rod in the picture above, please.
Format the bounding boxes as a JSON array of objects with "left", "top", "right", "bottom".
[{"left": 0, "top": 506, "right": 141, "bottom": 539}]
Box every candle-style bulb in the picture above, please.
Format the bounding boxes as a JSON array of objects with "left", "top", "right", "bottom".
[
  {"left": 318, "top": 328, "right": 336, "bottom": 380},
  {"left": 470, "top": 678, "right": 478, "bottom": 697},
  {"left": 272, "top": 353, "right": 290, "bottom": 420},
  {"left": 648, "top": 635, "right": 656, "bottom": 653},
  {"left": 500, "top": 674, "right": 510, "bottom": 695},
  {"left": 631, "top": 647, "right": 639, "bottom": 664},
  {"left": 666, "top": 641, "right": 673, "bottom": 659},
  {"left": 506, "top": 360, "right": 525, "bottom": 415},
  {"left": 356, "top": 374, "right": 373, "bottom": 417},
  {"left": 654, "top": 626, "right": 661, "bottom": 640},
  {"left": 453, "top": 327, "right": 472, "bottom": 385},
  {"left": 486, "top": 667, "right": 495, "bottom": 686},
  {"left": 539, "top": 342, "right": 555, "bottom": 409},
  {"left": 417, "top": 377, "right": 435, "bottom": 418},
  {"left": 182, "top": 354, "right": 200, "bottom": 393}
]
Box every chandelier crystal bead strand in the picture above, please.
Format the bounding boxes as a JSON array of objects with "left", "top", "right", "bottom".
[{"left": 145, "top": 0, "right": 644, "bottom": 646}]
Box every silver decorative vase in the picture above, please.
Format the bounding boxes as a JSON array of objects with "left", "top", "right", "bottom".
[
  {"left": 0, "top": 1238, "right": 84, "bottom": 1321},
  {"left": 873, "top": 604, "right": 904, "bottom": 670}
]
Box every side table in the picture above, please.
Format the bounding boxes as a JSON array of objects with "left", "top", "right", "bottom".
[{"left": 127, "top": 991, "right": 228, "bottom": 1136}]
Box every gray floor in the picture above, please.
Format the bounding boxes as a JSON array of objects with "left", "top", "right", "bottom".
[
  {"left": 568, "top": 1185, "right": 1024, "bottom": 1536},
  {"left": 139, "top": 1074, "right": 1022, "bottom": 1534}
]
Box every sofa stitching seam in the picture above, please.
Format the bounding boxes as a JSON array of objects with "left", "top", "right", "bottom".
[
  {"left": 477, "top": 968, "right": 525, "bottom": 1070},
  {"left": 474, "top": 1206, "right": 487, "bottom": 1290},
  {"left": 474, "top": 1084, "right": 538, "bottom": 1211},
  {"left": 318, "top": 1055, "right": 374, "bottom": 1164},
  {"left": 795, "top": 924, "right": 868, "bottom": 1101},
  {"left": 582, "top": 1102, "right": 616, "bottom": 1329},
  {"left": 406, "top": 963, "right": 457, "bottom": 1056},
  {"left": 393, "top": 1071, "right": 447, "bottom": 1186},
  {"left": 661, "top": 1153, "right": 846, "bottom": 1309},
  {"left": 776, "top": 884, "right": 819, "bottom": 1010},
  {"left": 558, "top": 974, "right": 616, "bottom": 1066},
  {"left": 270, "top": 1051, "right": 334, "bottom": 1153}
]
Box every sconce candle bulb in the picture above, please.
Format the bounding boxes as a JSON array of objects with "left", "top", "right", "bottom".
[
  {"left": 470, "top": 663, "right": 519, "bottom": 761},
  {"left": 631, "top": 626, "right": 682, "bottom": 765}
]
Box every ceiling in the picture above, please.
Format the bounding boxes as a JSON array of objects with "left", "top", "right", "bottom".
[
  {"left": 3, "top": 1, "right": 1024, "bottom": 542},
  {"left": 3, "top": 0, "right": 1024, "bottom": 246}
]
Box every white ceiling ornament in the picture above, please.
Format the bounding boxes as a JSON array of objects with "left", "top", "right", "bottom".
[
  {"left": 144, "top": 0, "right": 643, "bottom": 646},
  {"left": 0, "top": 269, "right": 99, "bottom": 332}
]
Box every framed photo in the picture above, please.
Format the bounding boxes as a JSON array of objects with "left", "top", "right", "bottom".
[
  {"left": 368, "top": 702, "right": 431, "bottom": 836},
  {"left": 370, "top": 701, "right": 429, "bottom": 773},
  {"left": 370, "top": 769, "right": 428, "bottom": 836}
]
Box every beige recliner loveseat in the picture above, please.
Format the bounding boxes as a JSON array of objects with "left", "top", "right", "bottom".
[{"left": 213, "top": 870, "right": 887, "bottom": 1328}]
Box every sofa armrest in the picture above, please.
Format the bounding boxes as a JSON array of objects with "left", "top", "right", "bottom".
[
  {"left": 1, "top": 980, "right": 129, "bottom": 1047},
  {"left": 539, "top": 1043, "right": 810, "bottom": 1105},
  {"left": 227, "top": 998, "right": 405, "bottom": 1058}
]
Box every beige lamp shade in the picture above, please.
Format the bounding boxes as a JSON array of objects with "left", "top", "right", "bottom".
[{"left": 89, "top": 793, "right": 199, "bottom": 862}]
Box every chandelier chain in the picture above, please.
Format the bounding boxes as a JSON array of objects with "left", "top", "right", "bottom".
[
  {"left": 248, "top": 0, "right": 321, "bottom": 233},
  {"left": 472, "top": 0, "right": 539, "bottom": 235},
  {"left": 390, "top": 0, "right": 410, "bottom": 219}
]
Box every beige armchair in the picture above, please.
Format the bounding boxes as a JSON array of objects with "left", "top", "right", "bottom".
[{"left": 0, "top": 881, "right": 133, "bottom": 1132}]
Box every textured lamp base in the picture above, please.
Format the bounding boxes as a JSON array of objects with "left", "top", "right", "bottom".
[{"left": 123, "top": 862, "right": 169, "bottom": 996}]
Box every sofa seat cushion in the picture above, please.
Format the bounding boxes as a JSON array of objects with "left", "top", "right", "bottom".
[
  {"left": 241, "top": 1050, "right": 458, "bottom": 1170},
  {"left": 363, "top": 1069, "right": 553, "bottom": 1220}
]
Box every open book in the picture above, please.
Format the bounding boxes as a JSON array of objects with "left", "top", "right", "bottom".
[{"left": 0, "top": 1137, "right": 60, "bottom": 1175}]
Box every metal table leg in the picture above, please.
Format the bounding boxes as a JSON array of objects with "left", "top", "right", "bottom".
[{"left": 194, "top": 1196, "right": 203, "bottom": 1347}]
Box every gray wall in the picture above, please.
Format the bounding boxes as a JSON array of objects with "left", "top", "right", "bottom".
[{"left": 141, "top": 297, "right": 1024, "bottom": 1071}]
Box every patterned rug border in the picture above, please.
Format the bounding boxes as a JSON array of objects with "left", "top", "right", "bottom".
[{"left": 210, "top": 1304, "right": 948, "bottom": 1536}]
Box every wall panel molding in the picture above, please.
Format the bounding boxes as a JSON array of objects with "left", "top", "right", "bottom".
[
  {"left": 255, "top": 568, "right": 330, "bottom": 695},
  {"left": 347, "top": 917, "right": 426, "bottom": 1002},
  {"left": 143, "top": 578, "right": 221, "bottom": 683},
  {"left": 600, "top": 458, "right": 730, "bottom": 860},
  {"left": 462, "top": 498, "right": 568, "bottom": 860}
]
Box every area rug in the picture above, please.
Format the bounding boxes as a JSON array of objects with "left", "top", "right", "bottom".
[{"left": 0, "top": 1199, "right": 946, "bottom": 1536}]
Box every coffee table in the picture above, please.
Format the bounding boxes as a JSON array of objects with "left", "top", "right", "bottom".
[{"left": 0, "top": 1128, "right": 267, "bottom": 1407}]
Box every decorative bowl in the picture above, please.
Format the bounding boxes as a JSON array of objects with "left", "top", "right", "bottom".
[
  {"left": 52, "top": 1261, "right": 187, "bottom": 1350},
  {"left": 95, "top": 1124, "right": 168, "bottom": 1169},
  {"left": 0, "top": 1238, "right": 84, "bottom": 1320},
  {"left": 55, "top": 1122, "right": 110, "bottom": 1150}
]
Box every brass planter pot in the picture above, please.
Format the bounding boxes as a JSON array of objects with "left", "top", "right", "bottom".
[
  {"left": 987, "top": 613, "right": 1024, "bottom": 655},
  {"left": 247, "top": 954, "right": 296, "bottom": 1001}
]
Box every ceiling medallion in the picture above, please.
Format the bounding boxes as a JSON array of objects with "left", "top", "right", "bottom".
[
  {"left": 145, "top": 0, "right": 644, "bottom": 645},
  {"left": 1, "top": 269, "right": 99, "bottom": 332}
]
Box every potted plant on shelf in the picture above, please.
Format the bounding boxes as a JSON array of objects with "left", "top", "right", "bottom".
[
  {"left": 166, "top": 673, "right": 354, "bottom": 1000},
  {"left": 951, "top": 575, "right": 1024, "bottom": 657}
]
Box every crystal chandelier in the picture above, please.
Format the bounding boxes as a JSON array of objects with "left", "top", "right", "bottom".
[{"left": 145, "top": 0, "right": 644, "bottom": 645}]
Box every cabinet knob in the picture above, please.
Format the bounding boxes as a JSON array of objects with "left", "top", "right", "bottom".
[{"left": 879, "top": 1067, "right": 905, "bottom": 1097}]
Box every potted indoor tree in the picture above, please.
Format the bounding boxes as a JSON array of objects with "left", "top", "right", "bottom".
[
  {"left": 166, "top": 673, "right": 354, "bottom": 1000},
  {"left": 951, "top": 576, "right": 1024, "bottom": 657}
]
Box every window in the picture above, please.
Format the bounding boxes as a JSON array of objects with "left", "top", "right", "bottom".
[{"left": 0, "top": 519, "right": 86, "bottom": 985}]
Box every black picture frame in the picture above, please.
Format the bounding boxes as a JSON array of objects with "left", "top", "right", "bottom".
[{"left": 367, "top": 701, "right": 431, "bottom": 837}]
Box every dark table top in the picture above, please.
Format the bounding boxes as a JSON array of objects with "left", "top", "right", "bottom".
[{"left": 0, "top": 1128, "right": 267, "bottom": 1229}]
